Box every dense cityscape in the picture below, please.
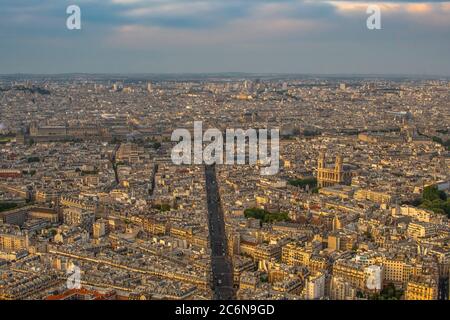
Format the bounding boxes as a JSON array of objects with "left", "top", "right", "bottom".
[{"left": 0, "top": 75, "right": 449, "bottom": 300}]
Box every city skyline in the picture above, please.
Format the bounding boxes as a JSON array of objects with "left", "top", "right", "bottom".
[
  {"left": 1, "top": 76, "right": 449, "bottom": 301},
  {"left": 0, "top": 0, "right": 449, "bottom": 306}
]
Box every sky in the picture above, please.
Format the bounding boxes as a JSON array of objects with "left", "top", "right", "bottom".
[{"left": 0, "top": 0, "right": 449, "bottom": 75}]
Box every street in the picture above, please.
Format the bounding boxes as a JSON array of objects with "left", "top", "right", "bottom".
[{"left": 205, "top": 164, "right": 235, "bottom": 300}]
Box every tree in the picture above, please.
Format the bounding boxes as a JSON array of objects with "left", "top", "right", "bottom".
[
  {"left": 27, "top": 156, "right": 40, "bottom": 163},
  {"left": 244, "top": 208, "right": 290, "bottom": 223},
  {"left": 423, "top": 186, "right": 446, "bottom": 202},
  {"left": 0, "top": 202, "right": 18, "bottom": 212},
  {"left": 288, "top": 178, "right": 317, "bottom": 189},
  {"left": 418, "top": 186, "right": 450, "bottom": 217}
]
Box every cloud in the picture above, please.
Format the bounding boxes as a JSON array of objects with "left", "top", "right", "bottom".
[
  {"left": 329, "top": 1, "right": 401, "bottom": 13},
  {"left": 0, "top": 0, "right": 449, "bottom": 74},
  {"left": 1, "top": 0, "right": 448, "bottom": 31}
]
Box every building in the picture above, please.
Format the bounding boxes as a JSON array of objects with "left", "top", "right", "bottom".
[
  {"left": 239, "top": 271, "right": 259, "bottom": 291},
  {"left": 46, "top": 288, "right": 117, "bottom": 300},
  {"left": 233, "top": 256, "right": 254, "bottom": 287},
  {"left": 116, "top": 143, "right": 146, "bottom": 164},
  {"left": 142, "top": 217, "right": 167, "bottom": 235},
  {"left": 281, "top": 242, "right": 311, "bottom": 267},
  {"left": 28, "top": 207, "right": 59, "bottom": 223},
  {"left": 0, "top": 233, "right": 29, "bottom": 252},
  {"left": 405, "top": 277, "right": 438, "bottom": 300},
  {"left": 0, "top": 272, "right": 59, "bottom": 300},
  {"left": 407, "top": 222, "right": 437, "bottom": 239},
  {"left": 35, "top": 190, "right": 60, "bottom": 203},
  {"left": 354, "top": 189, "right": 391, "bottom": 204},
  {"left": 305, "top": 272, "right": 326, "bottom": 300},
  {"left": 319, "top": 185, "right": 354, "bottom": 200},
  {"left": 0, "top": 183, "right": 30, "bottom": 199},
  {"left": 0, "top": 207, "right": 28, "bottom": 226},
  {"left": 93, "top": 219, "right": 107, "bottom": 239},
  {"left": 317, "top": 153, "right": 353, "bottom": 188},
  {"left": 63, "top": 207, "right": 94, "bottom": 230},
  {"left": 27, "top": 122, "right": 109, "bottom": 143},
  {"left": 393, "top": 206, "right": 434, "bottom": 223},
  {"left": 309, "top": 256, "right": 330, "bottom": 274},
  {"left": 382, "top": 257, "right": 416, "bottom": 286},
  {"left": 330, "top": 276, "right": 357, "bottom": 300},
  {"left": 240, "top": 241, "right": 282, "bottom": 263},
  {"left": 0, "top": 169, "right": 22, "bottom": 179},
  {"left": 332, "top": 260, "right": 366, "bottom": 290},
  {"left": 60, "top": 196, "right": 96, "bottom": 211},
  {"left": 328, "top": 234, "right": 341, "bottom": 251},
  {"left": 365, "top": 265, "right": 383, "bottom": 291}
]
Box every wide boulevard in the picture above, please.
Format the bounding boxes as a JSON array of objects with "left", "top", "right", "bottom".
[{"left": 205, "top": 164, "right": 235, "bottom": 300}]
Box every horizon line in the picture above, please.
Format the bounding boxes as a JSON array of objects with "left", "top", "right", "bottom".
[{"left": 1, "top": 72, "right": 449, "bottom": 78}]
